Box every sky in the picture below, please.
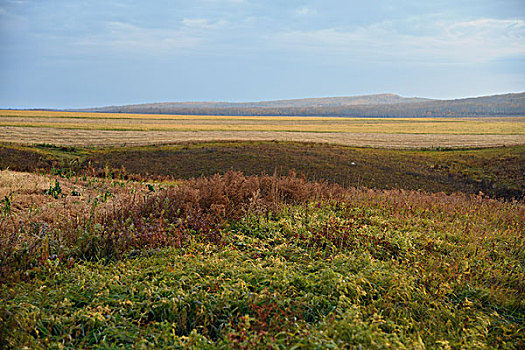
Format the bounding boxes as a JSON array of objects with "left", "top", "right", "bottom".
[{"left": 0, "top": 0, "right": 524, "bottom": 108}]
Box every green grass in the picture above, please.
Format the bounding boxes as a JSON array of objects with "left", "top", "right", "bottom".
[
  {"left": 0, "top": 142, "right": 523, "bottom": 348},
  {"left": 1, "top": 184, "right": 523, "bottom": 348}
]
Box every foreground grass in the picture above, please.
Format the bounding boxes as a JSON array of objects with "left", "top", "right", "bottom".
[{"left": 0, "top": 171, "right": 523, "bottom": 348}]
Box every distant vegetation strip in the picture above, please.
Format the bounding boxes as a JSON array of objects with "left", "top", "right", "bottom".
[
  {"left": 2, "top": 109, "right": 354, "bottom": 121},
  {"left": 1, "top": 111, "right": 524, "bottom": 135},
  {"left": 3, "top": 109, "right": 525, "bottom": 122}
]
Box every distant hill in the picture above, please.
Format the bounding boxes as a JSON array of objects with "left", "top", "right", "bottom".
[{"left": 77, "top": 92, "right": 525, "bottom": 117}]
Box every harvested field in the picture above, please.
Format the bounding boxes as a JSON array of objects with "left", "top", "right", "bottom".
[
  {"left": 2, "top": 109, "right": 524, "bottom": 123},
  {"left": 1, "top": 116, "right": 525, "bottom": 134},
  {"left": 1, "top": 126, "right": 525, "bottom": 148},
  {"left": 0, "top": 110, "right": 524, "bottom": 148}
]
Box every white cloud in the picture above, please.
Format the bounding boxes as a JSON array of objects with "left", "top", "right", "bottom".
[
  {"left": 446, "top": 18, "right": 525, "bottom": 41},
  {"left": 182, "top": 18, "right": 210, "bottom": 27},
  {"left": 200, "top": 0, "right": 246, "bottom": 4},
  {"left": 295, "top": 7, "right": 317, "bottom": 17},
  {"left": 271, "top": 17, "right": 525, "bottom": 64},
  {"left": 182, "top": 18, "right": 227, "bottom": 29},
  {"left": 72, "top": 17, "right": 233, "bottom": 55},
  {"left": 74, "top": 22, "right": 204, "bottom": 54}
]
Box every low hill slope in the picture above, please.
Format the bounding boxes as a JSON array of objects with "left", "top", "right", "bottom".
[{"left": 79, "top": 92, "right": 525, "bottom": 117}]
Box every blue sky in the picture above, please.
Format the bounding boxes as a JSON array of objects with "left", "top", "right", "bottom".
[{"left": 1, "top": 0, "right": 524, "bottom": 108}]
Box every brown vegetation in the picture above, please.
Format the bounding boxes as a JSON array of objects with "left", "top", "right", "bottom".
[
  {"left": 0, "top": 170, "right": 342, "bottom": 284},
  {"left": 1, "top": 141, "right": 524, "bottom": 200},
  {"left": 0, "top": 169, "right": 523, "bottom": 348}
]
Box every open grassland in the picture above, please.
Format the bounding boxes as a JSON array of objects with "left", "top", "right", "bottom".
[
  {"left": 0, "top": 170, "right": 523, "bottom": 348},
  {"left": 3, "top": 109, "right": 525, "bottom": 123},
  {"left": 2, "top": 116, "right": 525, "bottom": 134},
  {"left": 3, "top": 127, "right": 525, "bottom": 148},
  {"left": 1, "top": 141, "right": 524, "bottom": 200},
  {"left": 1, "top": 111, "right": 524, "bottom": 348},
  {"left": 1, "top": 110, "right": 524, "bottom": 148}
]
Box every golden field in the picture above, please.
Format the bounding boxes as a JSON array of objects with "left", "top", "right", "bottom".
[{"left": 0, "top": 109, "right": 524, "bottom": 148}]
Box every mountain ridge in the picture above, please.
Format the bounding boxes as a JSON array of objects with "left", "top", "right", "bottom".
[{"left": 73, "top": 92, "right": 525, "bottom": 117}]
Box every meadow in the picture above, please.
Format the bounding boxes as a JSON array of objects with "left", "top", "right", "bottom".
[
  {"left": 0, "top": 110, "right": 524, "bottom": 348},
  {"left": 0, "top": 170, "right": 523, "bottom": 348},
  {"left": 1, "top": 141, "right": 524, "bottom": 200}
]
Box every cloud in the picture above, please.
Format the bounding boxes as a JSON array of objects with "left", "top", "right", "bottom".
[
  {"left": 446, "top": 18, "right": 525, "bottom": 41},
  {"left": 200, "top": 0, "right": 246, "bottom": 4},
  {"left": 74, "top": 22, "right": 204, "bottom": 54},
  {"left": 71, "top": 16, "right": 236, "bottom": 56},
  {"left": 182, "top": 18, "right": 227, "bottom": 29},
  {"left": 295, "top": 7, "right": 317, "bottom": 17},
  {"left": 74, "top": 16, "right": 524, "bottom": 63},
  {"left": 271, "top": 17, "right": 525, "bottom": 64}
]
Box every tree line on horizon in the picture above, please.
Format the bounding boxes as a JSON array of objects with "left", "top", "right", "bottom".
[{"left": 80, "top": 92, "right": 525, "bottom": 117}]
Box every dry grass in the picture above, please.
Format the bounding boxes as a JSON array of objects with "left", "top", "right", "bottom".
[
  {"left": 0, "top": 170, "right": 129, "bottom": 220},
  {"left": 0, "top": 170, "right": 51, "bottom": 203},
  {"left": 1, "top": 113, "right": 524, "bottom": 134},
  {"left": 1, "top": 126, "right": 524, "bottom": 148},
  {"left": 0, "top": 170, "right": 341, "bottom": 283},
  {"left": 1, "top": 109, "right": 524, "bottom": 148},
  {"left": 5, "top": 109, "right": 519, "bottom": 122}
]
